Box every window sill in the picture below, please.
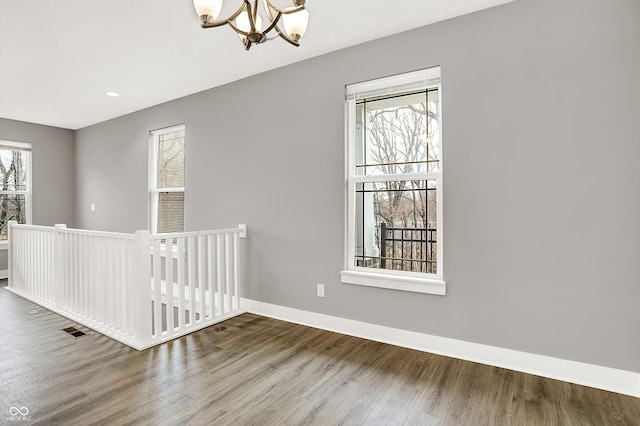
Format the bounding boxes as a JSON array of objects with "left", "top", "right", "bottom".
[
  {"left": 0, "top": 241, "right": 7, "bottom": 250},
  {"left": 340, "top": 270, "right": 446, "bottom": 295}
]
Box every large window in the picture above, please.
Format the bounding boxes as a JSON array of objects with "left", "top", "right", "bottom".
[
  {"left": 0, "top": 140, "right": 31, "bottom": 241},
  {"left": 149, "top": 125, "right": 185, "bottom": 234},
  {"left": 341, "top": 68, "right": 445, "bottom": 295}
]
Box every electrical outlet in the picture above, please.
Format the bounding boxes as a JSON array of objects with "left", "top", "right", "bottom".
[
  {"left": 90, "top": 203, "right": 96, "bottom": 211},
  {"left": 317, "top": 283, "right": 325, "bottom": 298}
]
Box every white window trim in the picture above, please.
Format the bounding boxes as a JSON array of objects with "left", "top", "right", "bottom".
[
  {"left": 0, "top": 140, "right": 32, "bottom": 249},
  {"left": 148, "top": 124, "right": 185, "bottom": 235},
  {"left": 341, "top": 67, "right": 445, "bottom": 295}
]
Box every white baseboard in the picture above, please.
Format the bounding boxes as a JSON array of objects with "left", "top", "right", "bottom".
[
  {"left": 242, "top": 298, "right": 640, "bottom": 398},
  {"left": 0, "top": 270, "right": 7, "bottom": 279}
]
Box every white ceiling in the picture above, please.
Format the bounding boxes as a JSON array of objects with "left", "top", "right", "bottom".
[{"left": 0, "top": 0, "right": 513, "bottom": 130}]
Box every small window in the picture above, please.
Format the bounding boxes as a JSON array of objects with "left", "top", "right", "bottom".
[
  {"left": 341, "top": 68, "right": 445, "bottom": 295},
  {"left": 149, "top": 125, "right": 185, "bottom": 234},
  {"left": 0, "top": 140, "right": 32, "bottom": 241}
]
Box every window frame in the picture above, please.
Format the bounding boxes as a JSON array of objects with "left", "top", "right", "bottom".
[
  {"left": 340, "top": 68, "right": 446, "bottom": 295},
  {"left": 0, "top": 140, "right": 32, "bottom": 248},
  {"left": 148, "top": 124, "right": 186, "bottom": 235}
]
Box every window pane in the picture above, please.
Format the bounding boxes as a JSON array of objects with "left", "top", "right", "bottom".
[
  {"left": 0, "top": 150, "right": 28, "bottom": 191},
  {"left": 355, "top": 179, "right": 437, "bottom": 273},
  {"left": 0, "top": 194, "right": 26, "bottom": 240},
  {"left": 356, "top": 90, "right": 439, "bottom": 175},
  {"left": 156, "top": 130, "right": 185, "bottom": 188},
  {"left": 427, "top": 89, "right": 440, "bottom": 172},
  {"left": 157, "top": 192, "right": 184, "bottom": 234}
]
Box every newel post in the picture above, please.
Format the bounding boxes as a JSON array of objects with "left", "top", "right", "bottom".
[
  {"left": 133, "top": 230, "right": 153, "bottom": 348},
  {"left": 53, "top": 224, "right": 67, "bottom": 307},
  {"left": 236, "top": 224, "right": 247, "bottom": 310}
]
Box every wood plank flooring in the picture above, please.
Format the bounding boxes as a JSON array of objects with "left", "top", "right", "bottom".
[{"left": 1, "top": 280, "right": 639, "bottom": 425}]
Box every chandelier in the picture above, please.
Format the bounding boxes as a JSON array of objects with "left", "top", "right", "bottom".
[{"left": 193, "top": 0, "right": 310, "bottom": 50}]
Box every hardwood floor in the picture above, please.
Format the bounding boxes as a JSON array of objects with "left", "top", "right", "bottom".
[{"left": 1, "top": 281, "right": 639, "bottom": 425}]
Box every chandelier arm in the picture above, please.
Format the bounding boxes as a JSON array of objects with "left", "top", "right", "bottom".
[
  {"left": 261, "top": 21, "right": 301, "bottom": 46},
  {"left": 251, "top": 0, "right": 260, "bottom": 25},
  {"left": 264, "top": 0, "right": 304, "bottom": 14},
  {"left": 243, "top": 0, "right": 256, "bottom": 33},
  {"left": 201, "top": 20, "right": 230, "bottom": 29},
  {"left": 263, "top": 0, "right": 277, "bottom": 27},
  {"left": 262, "top": 10, "right": 283, "bottom": 35},
  {"left": 282, "top": 5, "right": 305, "bottom": 14}
]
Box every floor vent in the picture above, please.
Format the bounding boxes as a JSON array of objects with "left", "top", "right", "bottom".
[
  {"left": 62, "top": 326, "right": 86, "bottom": 338},
  {"left": 214, "top": 326, "right": 227, "bottom": 332}
]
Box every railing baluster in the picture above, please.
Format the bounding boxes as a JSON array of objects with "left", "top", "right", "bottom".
[
  {"left": 233, "top": 231, "right": 239, "bottom": 310},
  {"left": 37, "top": 230, "right": 42, "bottom": 299},
  {"left": 94, "top": 236, "right": 101, "bottom": 323},
  {"left": 67, "top": 232, "right": 73, "bottom": 311},
  {"left": 89, "top": 235, "right": 96, "bottom": 321},
  {"left": 27, "top": 229, "right": 33, "bottom": 295},
  {"left": 152, "top": 239, "right": 162, "bottom": 337},
  {"left": 187, "top": 236, "right": 196, "bottom": 326},
  {"left": 126, "top": 243, "right": 134, "bottom": 335},
  {"left": 208, "top": 235, "right": 216, "bottom": 319},
  {"left": 198, "top": 235, "right": 206, "bottom": 323},
  {"left": 177, "top": 237, "right": 186, "bottom": 329},
  {"left": 107, "top": 236, "right": 115, "bottom": 327},
  {"left": 81, "top": 234, "right": 87, "bottom": 316},
  {"left": 225, "top": 233, "right": 232, "bottom": 313},
  {"left": 115, "top": 240, "right": 123, "bottom": 332},
  {"left": 217, "top": 234, "right": 224, "bottom": 315},
  {"left": 165, "top": 237, "right": 175, "bottom": 337}
]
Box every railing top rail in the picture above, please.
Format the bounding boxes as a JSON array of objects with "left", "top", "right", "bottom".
[
  {"left": 382, "top": 226, "right": 437, "bottom": 232},
  {"left": 384, "top": 238, "right": 437, "bottom": 244},
  {"left": 151, "top": 227, "right": 243, "bottom": 240},
  {"left": 9, "top": 223, "right": 138, "bottom": 240},
  {"left": 10, "top": 223, "right": 244, "bottom": 243},
  {"left": 9, "top": 223, "right": 56, "bottom": 232},
  {"left": 59, "top": 227, "right": 137, "bottom": 240}
]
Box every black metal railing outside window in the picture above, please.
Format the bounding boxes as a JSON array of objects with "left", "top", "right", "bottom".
[
  {"left": 353, "top": 223, "right": 437, "bottom": 274},
  {"left": 379, "top": 222, "right": 437, "bottom": 274}
]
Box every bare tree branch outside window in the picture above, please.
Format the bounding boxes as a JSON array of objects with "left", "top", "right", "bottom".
[{"left": 0, "top": 149, "right": 28, "bottom": 240}]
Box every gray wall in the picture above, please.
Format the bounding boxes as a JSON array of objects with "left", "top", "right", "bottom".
[
  {"left": 0, "top": 118, "right": 76, "bottom": 270},
  {"left": 75, "top": 0, "right": 640, "bottom": 373}
]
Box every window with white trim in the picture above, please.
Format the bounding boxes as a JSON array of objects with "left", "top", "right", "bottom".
[
  {"left": 0, "top": 140, "right": 32, "bottom": 241},
  {"left": 149, "top": 125, "right": 185, "bottom": 234},
  {"left": 341, "top": 68, "right": 445, "bottom": 295}
]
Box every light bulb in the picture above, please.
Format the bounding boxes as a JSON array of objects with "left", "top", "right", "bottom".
[
  {"left": 283, "top": 7, "right": 309, "bottom": 40},
  {"left": 236, "top": 10, "right": 263, "bottom": 34},
  {"left": 193, "top": 0, "right": 223, "bottom": 23}
]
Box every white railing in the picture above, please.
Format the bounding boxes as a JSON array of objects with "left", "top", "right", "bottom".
[
  {"left": 149, "top": 228, "right": 245, "bottom": 345},
  {"left": 7, "top": 221, "right": 247, "bottom": 350}
]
